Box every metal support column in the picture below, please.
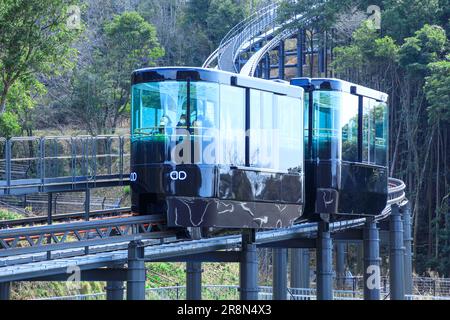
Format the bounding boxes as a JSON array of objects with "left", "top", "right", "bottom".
[
  {"left": 389, "top": 204, "right": 405, "bottom": 300},
  {"left": 336, "top": 242, "right": 346, "bottom": 290},
  {"left": 264, "top": 54, "right": 271, "bottom": 80},
  {"left": 0, "top": 282, "right": 10, "bottom": 300},
  {"left": 84, "top": 189, "right": 90, "bottom": 255},
  {"left": 106, "top": 281, "right": 124, "bottom": 300},
  {"left": 47, "top": 192, "right": 53, "bottom": 260},
  {"left": 127, "top": 240, "right": 146, "bottom": 300},
  {"left": 290, "top": 249, "right": 310, "bottom": 289},
  {"left": 296, "top": 30, "right": 304, "bottom": 77},
  {"left": 363, "top": 218, "right": 381, "bottom": 300},
  {"left": 240, "top": 229, "right": 258, "bottom": 300},
  {"left": 278, "top": 40, "right": 285, "bottom": 80},
  {"left": 186, "top": 262, "right": 203, "bottom": 300},
  {"left": 316, "top": 221, "right": 333, "bottom": 300},
  {"left": 273, "top": 248, "right": 287, "bottom": 300},
  {"left": 402, "top": 203, "right": 413, "bottom": 296}
]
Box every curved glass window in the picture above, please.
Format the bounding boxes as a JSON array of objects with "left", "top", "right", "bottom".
[
  {"left": 249, "top": 90, "right": 277, "bottom": 169},
  {"left": 277, "top": 95, "right": 303, "bottom": 171},
  {"left": 131, "top": 81, "right": 219, "bottom": 164},
  {"left": 340, "top": 93, "right": 359, "bottom": 162},
  {"left": 250, "top": 90, "right": 302, "bottom": 171},
  {"left": 363, "top": 98, "right": 388, "bottom": 166},
  {"left": 312, "top": 91, "right": 358, "bottom": 162},
  {"left": 312, "top": 91, "right": 341, "bottom": 160},
  {"left": 219, "top": 85, "right": 245, "bottom": 166}
]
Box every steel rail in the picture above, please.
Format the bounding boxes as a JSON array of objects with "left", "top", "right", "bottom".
[
  {"left": 0, "top": 178, "right": 405, "bottom": 258},
  {"left": 0, "top": 207, "right": 131, "bottom": 229},
  {"left": 0, "top": 215, "right": 170, "bottom": 257}
]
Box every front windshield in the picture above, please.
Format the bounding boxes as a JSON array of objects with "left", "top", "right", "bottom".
[{"left": 131, "top": 81, "right": 219, "bottom": 137}]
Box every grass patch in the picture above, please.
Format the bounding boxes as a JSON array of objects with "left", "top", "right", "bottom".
[{"left": 0, "top": 209, "right": 22, "bottom": 220}]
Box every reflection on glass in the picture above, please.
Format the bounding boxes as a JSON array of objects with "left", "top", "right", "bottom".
[
  {"left": 310, "top": 91, "right": 358, "bottom": 162},
  {"left": 312, "top": 91, "right": 341, "bottom": 160},
  {"left": 250, "top": 90, "right": 277, "bottom": 169},
  {"left": 219, "top": 84, "right": 245, "bottom": 165},
  {"left": 304, "top": 93, "right": 310, "bottom": 158},
  {"left": 250, "top": 90, "right": 302, "bottom": 172},
  {"left": 363, "top": 98, "right": 388, "bottom": 166},
  {"left": 341, "top": 92, "right": 359, "bottom": 162},
  {"left": 277, "top": 95, "right": 303, "bottom": 171},
  {"left": 131, "top": 81, "right": 219, "bottom": 165}
]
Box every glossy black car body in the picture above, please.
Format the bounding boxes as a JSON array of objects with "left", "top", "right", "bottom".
[
  {"left": 131, "top": 67, "right": 305, "bottom": 229},
  {"left": 291, "top": 78, "right": 389, "bottom": 220}
]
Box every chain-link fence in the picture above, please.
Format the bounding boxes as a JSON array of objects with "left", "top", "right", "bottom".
[{"left": 37, "top": 282, "right": 450, "bottom": 300}]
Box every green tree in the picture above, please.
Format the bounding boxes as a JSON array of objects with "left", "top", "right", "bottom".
[
  {"left": 424, "top": 58, "right": 450, "bottom": 124},
  {"left": 206, "top": 0, "right": 247, "bottom": 46},
  {"left": 381, "top": 0, "right": 444, "bottom": 42},
  {"left": 399, "top": 24, "right": 447, "bottom": 75},
  {"left": 0, "top": 0, "right": 81, "bottom": 115},
  {"left": 70, "top": 11, "right": 164, "bottom": 134}
]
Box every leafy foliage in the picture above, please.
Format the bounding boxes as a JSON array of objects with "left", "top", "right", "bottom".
[
  {"left": 69, "top": 11, "right": 164, "bottom": 134},
  {"left": 424, "top": 58, "right": 450, "bottom": 123},
  {"left": 0, "top": 0, "right": 81, "bottom": 115}
]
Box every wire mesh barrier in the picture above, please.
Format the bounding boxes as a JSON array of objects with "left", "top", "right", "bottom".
[
  {"left": 0, "top": 135, "right": 130, "bottom": 196},
  {"left": 0, "top": 193, "right": 122, "bottom": 216},
  {"left": 36, "top": 282, "right": 450, "bottom": 300}
]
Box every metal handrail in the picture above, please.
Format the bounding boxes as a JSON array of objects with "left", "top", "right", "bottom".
[{"left": 204, "top": 2, "right": 281, "bottom": 72}]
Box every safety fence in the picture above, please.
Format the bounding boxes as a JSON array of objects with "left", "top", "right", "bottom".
[
  {"left": 0, "top": 135, "right": 130, "bottom": 195},
  {"left": 36, "top": 283, "right": 450, "bottom": 300}
]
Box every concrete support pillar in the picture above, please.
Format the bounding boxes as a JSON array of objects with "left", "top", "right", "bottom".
[
  {"left": 272, "top": 248, "right": 287, "bottom": 300},
  {"left": 240, "top": 229, "right": 258, "bottom": 300},
  {"left": 363, "top": 218, "right": 381, "bottom": 300},
  {"left": 106, "top": 281, "right": 124, "bottom": 300},
  {"left": 389, "top": 204, "right": 405, "bottom": 300},
  {"left": 336, "top": 242, "right": 346, "bottom": 289},
  {"left": 186, "top": 262, "right": 202, "bottom": 300},
  {"left": 402, "top": 203, "right": 413, "bottom": 296},
  {"left": 290, "top": 249, "right": 310, "bottom": 289},
  {"left": 316, "top": 221, "right": 333, "bottom": 300},
  {"left": 127, "top": 240, "right": 146, "bottom": 300},
  {"left": 0, "top": 282, "right": 11, "bottom": 300}
]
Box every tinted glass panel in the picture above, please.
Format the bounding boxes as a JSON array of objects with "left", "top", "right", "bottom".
[
  {"left": 312, "top": 91, "right": 341, "bottom": 160},
  {"left": 304, "top": 92, "right": 310, "bottom": 159},
  {"left": 375, "top": 102, "right": 388, "bottom": 166},
  {"left": 131, "top": 81, "right": 219, "bottom": 165},
  {"left": 250, "top": 90, "right": 277, "bottom": 169},
  {"left": 277, "top": 95, "right": 303, "bottom": 171},
  {"left": 341, "top": 92, "right": 359, "bottom": 162},
  {"left": 363, "top": 98, "right": 388, "bottom": 166},
  {"left": 219, "top": 84, "right": 245, "bottom": 165}
]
